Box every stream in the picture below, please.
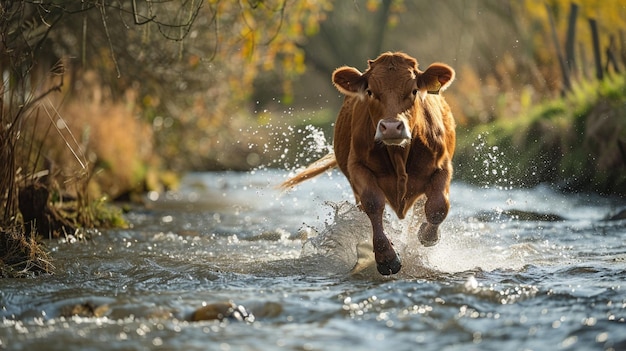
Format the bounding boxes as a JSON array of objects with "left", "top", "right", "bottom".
[{"left": 1, "top": 170, "right": 625, "bottom": 350}]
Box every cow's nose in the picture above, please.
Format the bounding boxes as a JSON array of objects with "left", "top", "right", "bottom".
[
  {"left": 376, "top": 119, "right": 409, "bottom": 141},
  {"left": 379, "top": 120, "right": 403, "bottom": 134}
]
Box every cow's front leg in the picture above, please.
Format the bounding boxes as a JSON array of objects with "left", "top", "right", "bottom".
[
  {"left": 419, "top": 167, "right": 451, "bottom": 247},
  {"left": 360, "top": 187, "right": 402, "bottom": 275}
]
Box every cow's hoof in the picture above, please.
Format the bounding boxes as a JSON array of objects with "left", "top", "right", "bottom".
[
  {"left": 376, "top": 253, "right": 402, "bottom": 275},
  {"left": 418, "top": 223, "right": 440, "bottom": 247}
]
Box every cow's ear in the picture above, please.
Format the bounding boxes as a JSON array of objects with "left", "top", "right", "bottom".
[
  {"left": 332, "top": 67, "right": 366, "bottom": 96},
  {"left": 418, "top": 63, "right": 455, "bottom": 95}
]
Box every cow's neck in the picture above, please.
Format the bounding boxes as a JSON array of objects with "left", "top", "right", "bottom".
[{"left": 386, "top": 146, "right": 409, "bottom": 208}]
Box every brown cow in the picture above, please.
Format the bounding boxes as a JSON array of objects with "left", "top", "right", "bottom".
[{"left": 281, "top": 52, "right": 456, "bottom": 275}]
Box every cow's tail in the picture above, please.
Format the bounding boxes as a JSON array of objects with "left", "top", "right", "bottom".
[{"left": 279, "top": 153, "right": 337, "bottom": 189}]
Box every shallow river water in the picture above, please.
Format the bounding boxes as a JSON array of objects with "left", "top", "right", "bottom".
[{"left": 1, "top": 170, "right": 626, "bottom": 351}]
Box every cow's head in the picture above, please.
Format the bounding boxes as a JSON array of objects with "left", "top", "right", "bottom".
[{"left": 332, "top": 52, "right": 454, "bottom": 147}]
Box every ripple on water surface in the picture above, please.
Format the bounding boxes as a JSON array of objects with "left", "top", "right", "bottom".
[{"left": 1, "top": 171, "right": 625, "bottom": 351}]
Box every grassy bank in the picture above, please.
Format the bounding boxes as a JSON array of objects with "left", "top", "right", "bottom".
[{"left": 454, "top": 74, "right": 626, "bottom": 196}]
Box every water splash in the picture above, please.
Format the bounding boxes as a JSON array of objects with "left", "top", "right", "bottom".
[
  {"left": 250, "top": 109, "right": 333, "bottom": 172},
  {"left": 299, "top": 201, "right": 374, "bottom": 275},
  {"left": 470, "top": 132, "right": 513, "bottom": 190},
  {"left": 299, "top": 198, "right": 532, "bottom": 279}
]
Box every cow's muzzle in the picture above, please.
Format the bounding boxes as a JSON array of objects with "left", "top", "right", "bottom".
[{"left": 375, "top": 119, "right": 411, "bottom": 146}]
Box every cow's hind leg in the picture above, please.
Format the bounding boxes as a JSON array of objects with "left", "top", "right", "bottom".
[
  {"left": 419, "top": 168, "right": 451, "bottom": 247},
  {"left": 360, "top": 188, "right": 402, "bottom": 275}
]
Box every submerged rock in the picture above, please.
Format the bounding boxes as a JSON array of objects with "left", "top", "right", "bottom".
[
  {"left": 474, "top": 209, "right": 565, "bottom": 222},
  {"left": 60, "top": 302, "right": 110, "bottom": 318},
  {"left": 191, "top": 301, "right": 255, "bottom": 323},
  {"left": 605, "top": 208, "right": 626, "bottom": 221}
]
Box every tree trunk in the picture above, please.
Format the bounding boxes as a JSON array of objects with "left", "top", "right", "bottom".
[
  {"left": 589, "top": 18, "right": 603, "bottom": 80},
  {"left": 605, "top": 34, "right": 621, "bottom": 74},
  {"left": 620, "top": 30, "right": 626, "bottom": 68},
  {"left": 564, "top": 3, "right": 579, "bottom": 75},
  {"left": 371, "top": 0, "right": 392, "bottom": 58},
  {"left": 545, "top": 3, "right": 571, "bottom": 93}
]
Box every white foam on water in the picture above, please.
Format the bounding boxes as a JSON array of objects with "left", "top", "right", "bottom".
[{"left": 415, "top": 223, "right": 528, "bottom": 274}]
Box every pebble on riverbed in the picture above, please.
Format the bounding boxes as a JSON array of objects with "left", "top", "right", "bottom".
[
  {"left": 191, "top": 302, "right": 255, "bottom": 323},
  {"left": 60, "top": 302, "right": 110, "bottom": 318}
]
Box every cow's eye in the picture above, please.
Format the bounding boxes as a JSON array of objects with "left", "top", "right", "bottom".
[
  {"left": 366, "top": 89, "right": 373, "bottom": 97},
  {"left": 412, "top": 89, "right": 418, "bottom": 96}
]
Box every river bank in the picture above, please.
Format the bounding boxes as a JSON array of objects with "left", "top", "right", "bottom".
[{"left": 454, "top": 74, "right": 626, "bottom": 196}]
